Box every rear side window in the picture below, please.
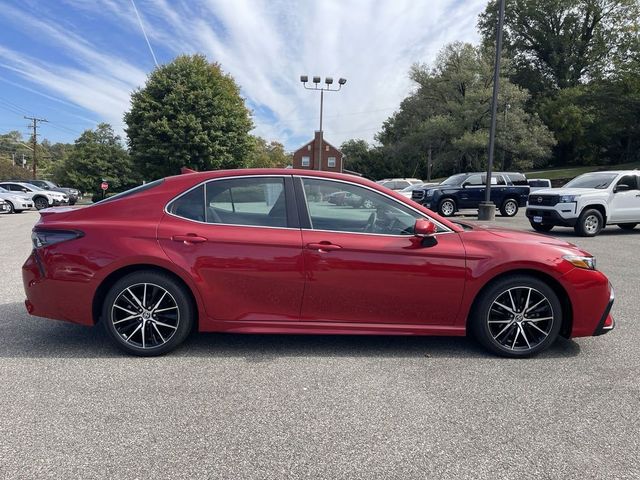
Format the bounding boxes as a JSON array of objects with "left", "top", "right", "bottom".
[
  {"left": 98, "top": 179, "right": 165, "bottom": 204},
  {"left": 167, "top": 185, "right": 205, "bottom": 222},
  {"left": 505, "top": 173, "right": 528, "bottom": 185},
  {"left": 206, "top": 177, "right": 288, "bottom": 228}
]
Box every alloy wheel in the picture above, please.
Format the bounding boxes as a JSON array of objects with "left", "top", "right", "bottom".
[
  {"left": 440, "top": 200, "right": 454, "bottom": 216},
  {"left": 487, "top": 286, "right": 554, "bottom": 352},
  {"left": 504, "top": 200, "right": 517, "bottom": 216},
  {"left": 34, "top": 197, "right": 48, "bottom": 210},
  {"left": 110, "top": 283, "right": 180, "bottom": 349}
]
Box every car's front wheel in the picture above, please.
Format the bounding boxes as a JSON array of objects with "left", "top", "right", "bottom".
[
  {"left": 102, "top": 271, "right": 194, "bottom": 356},
  {"left": 5, "top": 201, "right": 15, "bottom": 214},
  {"left": 438, "top": 198, "right": 456, "bottom": 217},
  {"left": 574, "top": 208, "right": 604, "bottom": 237},
  {"left": 470, "top": 275, "right": 562, "bottom": 357},
  {"left": 33, "top": 196, "right": 49, "bottom": 210}
]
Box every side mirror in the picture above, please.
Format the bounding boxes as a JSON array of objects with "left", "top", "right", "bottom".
[
  {"left": 461, "top": 182, "right": 468, "bottom": 188},
  {"left": 414, "top": 219, "right": 437, "bottom": 237},
  {"left": 22, "top": 189, "right": 28, "bottom": 193},
  {"left": 615, "top": 184, "right": 631, "bottom": 193}
]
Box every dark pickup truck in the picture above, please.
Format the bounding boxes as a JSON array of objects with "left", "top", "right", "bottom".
[{"left": 411, "top": 172, "right": 530, "bottom": 217}]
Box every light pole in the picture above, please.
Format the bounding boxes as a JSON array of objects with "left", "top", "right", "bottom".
[
  {"left": 300, "top": 75, "right": 346, "bottom": 170},
  {"left": 478, "top": 0, "right": 505, "bottom": 221}
]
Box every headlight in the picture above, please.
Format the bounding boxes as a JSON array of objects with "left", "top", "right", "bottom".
[
  {"left": 425, "top": 190, "right": 435, "bottom": 197},
  {"left": 563, "top": 254, "right": 596, "bottom": 270},
  {"left": 560, "top": 195, "right": 578, "bottom": 203}
]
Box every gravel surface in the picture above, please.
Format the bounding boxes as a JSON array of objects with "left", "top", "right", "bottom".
[{"left": 0, "top": 209, "right": 638, "bottom": 479}]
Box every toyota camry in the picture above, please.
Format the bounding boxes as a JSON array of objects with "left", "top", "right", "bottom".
[{"left": 23, "top": 169, "right": 615, "bottom": 357}]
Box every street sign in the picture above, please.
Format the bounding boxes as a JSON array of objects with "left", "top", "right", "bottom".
[{"left": 101, "top": 181, "right": 109, "bottom": 191}]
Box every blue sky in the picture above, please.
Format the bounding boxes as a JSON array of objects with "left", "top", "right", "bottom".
[{"left": 0, "top": 0, "right": 486, "bottom": 150}]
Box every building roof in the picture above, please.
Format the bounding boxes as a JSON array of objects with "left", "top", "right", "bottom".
[{"left": 293, "top": 137, "right": 343, "bottom": 156}]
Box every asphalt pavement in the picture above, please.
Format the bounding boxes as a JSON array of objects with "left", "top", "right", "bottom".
[{"left": 0, "top": 209, "right": 638, "bottom": 479}]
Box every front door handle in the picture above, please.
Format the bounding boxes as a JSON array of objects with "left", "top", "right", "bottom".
[
  {"left": 306, "top": 242, "right": 342, "bottom": 252},
  {"left": 172, "top": 234, "right": 207, "bottom": 244}
]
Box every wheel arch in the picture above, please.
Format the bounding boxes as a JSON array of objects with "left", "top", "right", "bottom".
[
  {"left": 465, "top": 268, "right": 573, "bottom": 338},
  {"left": 581, "top": 203, "right": 607, "bottom": 223},
  {"left": 92, "top": 264, "right": 200, "bottom": 328}
]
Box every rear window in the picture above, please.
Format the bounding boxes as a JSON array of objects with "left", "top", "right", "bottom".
[
  {"left": 528, "top": 180, "right": 550, "bottom": 187},
  {"left": 96, "top": 179, "right": 164, "bottom": 204}
]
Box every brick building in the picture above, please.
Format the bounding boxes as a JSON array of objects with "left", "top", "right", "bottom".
[{"left": 292, "top": 131, "right": 344, "bottom": 172}]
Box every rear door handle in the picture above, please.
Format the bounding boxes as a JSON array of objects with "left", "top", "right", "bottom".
[
  {"left": 172, "top": 234, "right": 207, "bottom": 244},
  {"left": 306, "top": 242, "right": 342, "bottom": 252}
]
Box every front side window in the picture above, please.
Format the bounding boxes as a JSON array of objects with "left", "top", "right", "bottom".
[
  {"left": 206, "top": 177, "right": 288, "bottom": 227},
  {"left": 616, "top": 175, "right": 638, "bottom": 190},
  {"left": 465, "top": 175, "right": 483, "bottom": 186},
  {"left": 302, "top": 178, "right": 429, "bottom": 235}
]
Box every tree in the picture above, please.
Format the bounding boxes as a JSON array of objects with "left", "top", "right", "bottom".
[
  {"left": 245, "top": 137, "right": 291, "bottom": 168},
  {"left": 125, "top": 54, "right": 254, "bottom": 179},
  {"left": 479, "top": 0, "right": 640, "bottom": 95},
  {"left": 376, "top": 43, "right": 555, "bottom": 177},
  {"left": 53, "top": 123, "right": 136, "bottom": 194}
]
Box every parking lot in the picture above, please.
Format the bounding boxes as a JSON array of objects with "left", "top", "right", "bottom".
[{"left": 1, "top": 209, "right": 639, "bottom": 479}]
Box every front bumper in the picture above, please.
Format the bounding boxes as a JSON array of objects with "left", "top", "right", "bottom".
[
  {"left": 593, "top": 285, "right": 615, "bottom": 336},
  {"left": 0, "top": 203, "right": 8, "bottom": 213},
  {"left": 526, "top": 207, "right": 578, "bottom": 227},
  {"left": 51, "top": 199, "right": 70, "bottom": 206}
]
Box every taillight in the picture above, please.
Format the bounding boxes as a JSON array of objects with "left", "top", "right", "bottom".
[{"left": 32, "top": 229, "right": 84, "bottom": 248}]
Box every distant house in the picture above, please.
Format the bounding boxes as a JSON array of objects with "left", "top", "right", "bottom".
[{"left": 292, "top": 131, "right": 344, "bottom": 172}]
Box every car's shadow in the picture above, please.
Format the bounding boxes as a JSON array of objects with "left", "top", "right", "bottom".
[{"left": 0, "top": 302, "right": 581, "bottom": 360}]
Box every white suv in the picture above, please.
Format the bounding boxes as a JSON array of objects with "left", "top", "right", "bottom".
[
  {"left": 526, "top": 170, "right": 640, "bottom": 236},
  {"left": 0, "top": 181, "right": 69, "bottom": 210}
]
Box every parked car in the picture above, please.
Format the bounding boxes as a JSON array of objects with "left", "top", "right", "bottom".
[
  {"left": 526, "top": 170, "right": 640, "bottom": 236},
  {"left": 0, "top": 186, "right": 34, "bottom": 213},
  {"left": 377, "top": 178, "right": 423, "bottom": 190},
  {"left": 24, "top": 179, "right": 79, "bottom": 205},
  {"left": 398, "top": 183, "right": 438, "bottom": 199},
  {"left": 412, "top": 172, "right": 530, "bottom": 217},
  {"left": 24, "top": 169, "right": 614, "bottom": 358},
  {"left": 528, "top": 178, "right": 552, "bottom": 192},
  {"left": 0, "top": 198, "right": 8, "bottom": 214},
  {"left": 0, "top": 181, "right": 69, "bottom": 210}
]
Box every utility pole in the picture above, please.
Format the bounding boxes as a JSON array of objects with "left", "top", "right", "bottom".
[
  {"left": 478, "top": 0, "right": 505, "bottom": 221},
  {"left": 24, "top": 115, "right": 48, "bottom": 179}
]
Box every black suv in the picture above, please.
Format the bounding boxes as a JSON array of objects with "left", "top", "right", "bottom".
[{"left": 412, "top": 172, "right": 530, "bottom": 217}]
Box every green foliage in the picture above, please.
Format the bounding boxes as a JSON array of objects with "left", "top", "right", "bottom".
[
  {"left": 125, "top": 54, "right": 254, "bottom": 179},
  {"left": 53, "top": 123, "right": 137, "bottom": 194},
  {"left": 479, "top": 0, "right": 640, "bottom": 94},
  {"left": 0, "top": 157, "right": 31, "bottom": 181},
  {"left": 245, "top": 137, "right": 291, "bottom": 168},
  {"left": 375, "top": 42, "right": 555, "bottom": 178}
]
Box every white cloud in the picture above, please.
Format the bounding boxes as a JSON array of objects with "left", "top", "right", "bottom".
[{"left": 1, "top": 0, "right": 488, "bottom": 149}]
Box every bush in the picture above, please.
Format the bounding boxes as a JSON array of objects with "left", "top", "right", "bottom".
[{"left": 0, "top": 158, "right": 32, "bottom": 181}]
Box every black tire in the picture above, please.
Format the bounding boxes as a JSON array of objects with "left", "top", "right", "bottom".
[
  {"left": 33, "top": 196, "right": 49, "bottom": 210},
  {"left": 574, "top": 208, "right": 603, "bottom": 237},
  {"left": 438, "top": 198, "right": 456, "bottom": 217},
  {"left": 5, "top": 201, "right": 15, "bottom": 214},
  {"left": 618, "top": 223, "right": 637, "bottom": 231},
  {"left": 69, "top": 200, "right": 76, "bottom": 206},
  {"left": 470, "top": 274, "right": 562, "bottom": 358},
  {"left": 500, "top": 198, "right": 519, "bottom": 217},
  {"left": 530, "top": 222, "right": 554, "bottom": 233},
  {"left": 102, "top": 270, "right": 194, "bottom": 356}
]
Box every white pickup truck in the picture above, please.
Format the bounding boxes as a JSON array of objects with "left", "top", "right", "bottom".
[{"left": 525, "top": 170, "right": 640, "bottom": 236}]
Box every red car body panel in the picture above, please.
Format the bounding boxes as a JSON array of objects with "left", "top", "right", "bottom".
[{"left": 22, "top": 169, "right": 613, "bottom": 341}]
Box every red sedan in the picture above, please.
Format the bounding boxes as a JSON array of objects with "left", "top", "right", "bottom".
[{"left": 23, "top": 169, "right": 615, "bottom": 357}]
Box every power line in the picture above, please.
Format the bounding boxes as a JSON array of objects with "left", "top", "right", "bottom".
[{"left": 130, "top": 0, "right": 159, "bottom": 67}]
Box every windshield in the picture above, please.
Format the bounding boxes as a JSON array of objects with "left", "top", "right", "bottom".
[
  {"left": 21, "top": 184, "right": 42, "bottom": 191},
  {"left": 564, "top": 173, "right": 618, "bottom": 189},
  {"left": 440, "top": 174, "right": 467, "bottom": 186},
  {"left": 400, "top": 184, "right": 422, "bottom": 192}
]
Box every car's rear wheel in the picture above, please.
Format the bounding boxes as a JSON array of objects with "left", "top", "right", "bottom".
[
  {"left": 102, "top": 271, "right": 194, "bottom": 356},
  {"left": 500, "top": 198, "right": 519, "bottom": 217},
  {"left": 470, "top": 275, "right": 562, "bottom": 357},
  {"left": 618, "top": 223, "right": 637, "bottom": 231},
  {"left": 33, "top": 196, "right": 49, "bottom": 210},
  {"left": 574, "top": 208, "right": 603, "bottom": 237},
  {"left": 530, "top": 222, "right": 554, "bottom": 233},
  {"left": 438, "top": 198, "right": 456, "bottom": 217}
]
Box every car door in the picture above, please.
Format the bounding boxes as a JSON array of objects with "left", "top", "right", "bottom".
[
  {"left": 458, "top": 174, "right": 484, "bottom": 208},
  {"left": 157, "top": 175, "right": 305, "bottom": 323},
  {"left": 489, "top": 175, "right": 507, "bottom": 204},
  {"left": 296, "top": 177, "right": 466, "bottom": 326},
  {"left": 609, "top": 174, "right": 640, "bottom": 222}
]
